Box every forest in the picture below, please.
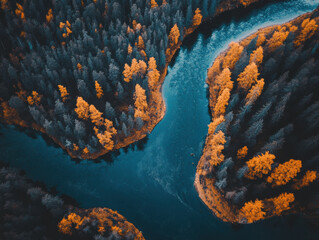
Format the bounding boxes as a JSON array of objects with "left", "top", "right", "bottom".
[
  {"left": 0, "top": 0, "right": 259, "bottom": 159},
  {"left": 195, "top": 6, "right": 319, "bottom": 223},
  {"left": 0, "top": 163, "right": 144, "bottom": 239}
]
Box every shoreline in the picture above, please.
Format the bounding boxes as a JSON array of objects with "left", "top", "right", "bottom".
[{"left": 194, "top": 10, "right": 315, "bottom": 223}]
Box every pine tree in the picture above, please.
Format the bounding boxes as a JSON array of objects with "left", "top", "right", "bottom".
[
  {"left": 95, "top": 81, "right": 103, "bottom": 99},
  {"left": 75, "top": 97, "right": 89, "bottom": 120}
]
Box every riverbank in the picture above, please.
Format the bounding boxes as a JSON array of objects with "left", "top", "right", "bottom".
[{"left": 195, "top": 7, "right": 319, "bottom": 223}]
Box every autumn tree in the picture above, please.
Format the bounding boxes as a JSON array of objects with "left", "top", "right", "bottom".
[
  {"left": 294, "top": 18, "right": 318, "bottom": 47},
  {"left": 237, "top": 146, "right": 248, "bottom": 159},
  {"left": 147, "top": 57, "right": 160, "bottom": 89},
  {"left": 266, "top": 28, "right": 289, "bottom": 52},
  {"left": 213, "top": 88, "right": 230, "bottom": 118},
  {"left": 256, "top": 33, "right": 266, "bottom": 47},
  {"left": 94, "top": 119, "right": 117, "bottom": 151},
  {"left": 128, "top": 44, "right": 133, "bottom": 55},
  {"left": 27, "top": 91, "right": 41, "bottom": 105},
  {"left": 95, "top": 81, "right": 103, "bottom": 99},
  {"left": 208, "top": 115, "right": 225, "bottom": 135},
  {"left": 222, "top": 42, "right": 244, "bottom": 69},
  {"left": 46, "top": 9, "right": 53, "bottom": 22},
  {"left": 168, "top": 24, "right": 180, "bottom": 47},
  {"left": 270, "top": 192, "right": 295, "bottom": 215},
  {"left": 245, "top": 151, "right": 275, "bottom": 179},
  {"left": 211, "top": 68, "right": 233, "bottom": 107},
  {"left": 293, "top": 170, "right": 317, "bottom": 190},
  {"left": 58, "top": 85, "right": 69, "bottom": 102},
  {"left": 138, "top": 36, "right": 145, "bottom": 50},
  {"left": 245, "top": 78, "right": 264, "bottom": 105},
  {"left": 249, "top": 46, "right": 263, "bottom": 66},
  {"left": 240, "top": 199, "right": 265, "bottom": 223},
  {"left": 205, "top": 131, "right": 226, "bottom": 172},
  {"left": 89, "top": 104, "right": 104, "bottom": 126},
  {"left": 237, "top": 62, "right": 259, "bottom": 91},
  {"left": 192, "top": 8, "right": 202, "bottom": 26},
  {"left": 15, "top": 3, "right": 25, "bottom": 21},
  {"left": 134, "top": 84, "right": 148, "bottom": 121},
  {"left": 267, "top": 159, "right": 302, "bottom": 186},
  {"left": 75, "top": 97, "right": 89, "bottom": 120},
  {"left": 150, "top": 0, "right": 158, "bottom": 8},
  {"left": 207, "top": 58, "right": 221, "bottom": 80},
  {"left": 123, "top": 64, "right": 132, "bottom": 82}
]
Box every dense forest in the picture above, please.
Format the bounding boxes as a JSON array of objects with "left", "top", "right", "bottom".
[
  {"left": 0, "top": 163, "right": 145, "bottom": 239},
  {"left": 195, "top": 6, "right": 319, "bottom": 223},
  {"left": 0, "top": 0, "right": 261, "bottom": 159}
]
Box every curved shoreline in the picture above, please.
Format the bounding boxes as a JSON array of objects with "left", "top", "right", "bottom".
[
  {"left": 194, "top": 9, "right": 317, "bottom": 223},
  {"left": 1, "top": 1, "right": 267, "bottom": 160}
]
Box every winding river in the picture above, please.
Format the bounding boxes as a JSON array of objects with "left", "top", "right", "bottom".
[{"left": 1, "top": 0, "right": 319, "bottom": 239}]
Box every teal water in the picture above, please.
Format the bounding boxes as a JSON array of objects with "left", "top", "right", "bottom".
[{"left": 1, "top": 1, "right": 319, "bottom": 239}]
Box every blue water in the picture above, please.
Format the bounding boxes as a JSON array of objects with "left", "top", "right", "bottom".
[{"left": 1, "top": 0, "right": 319, "bottom": 239}]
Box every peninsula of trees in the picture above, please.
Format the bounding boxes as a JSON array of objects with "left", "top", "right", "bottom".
[
  {"left": 0, "top": 0, "right": 264, "bottom": 159},
  {"left": 0, "top": 163, "right": 145, "bottom": 240},
  {"left": 195, "top": 7, "right": 319, "bottom": 223}
]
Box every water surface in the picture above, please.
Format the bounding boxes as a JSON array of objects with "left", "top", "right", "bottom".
[{"left": 1, "top": 0, "right": 319, "bottom": 239}]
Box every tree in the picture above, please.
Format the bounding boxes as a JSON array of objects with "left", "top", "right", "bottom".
[
  {"left": 128, "top": 44, "right": 133, "bottom": 54},
  {"left": 150, "top": 0, "right": 158, "bottom": 8},
  {"left": 205, "top": 131, "right": 226, "bottom": 172},
  {"left": 75, "top": 97, "right": 89, "bottom": 120},
  {"left": 192, "top": 8, "right": 202, "bottom": 26},
  {"left": 295, "top": 18, "right": 318, "bottom": 47},
  {"left": 222, "top": 42, "right": 244, "bottom": 69},
  {"left": 46, "top": 9, "right": 53, "bottom": 22},
  {"left": 213, "top": 88, "right": 230, "bottom": 118},
  {"left": 245, "top": 78, "right": 264, "bottom": 105},
  {"left": 266, "top": 29, "right": 289, "bottom": 52},
  {"left": 237, "top": 62, "right": 259, "bottom": 91},
  {"left": 237, "top": 146, "right": 248, "bottom": 159},
  {"left": 123, "top": 64, "right": 132, "bottom": 82},
  {"left": 211, "top": 68, "right": 233, "bottom": 106},
  {"left": 134, "top": 84, "right": 148, "bottom": 121},
  {"left": 240, "top": 199, "right": 265, "bottom": 223},
  {"left": 267, "top": 159, "right": 302, "bottom": 186},
  {"left": 58, "top": 85, "right": 69, "bottom": 102},
  {"left": 27, "top": 91, "right": 41, "bottom": 105},
  {"left": 256, "top": 33, "right": 266, "bottom": 47},
  {"left": 94, "top": 119, "right": 117, "bottom": 151},
  {"left": 89, "top": 104, "right": 104, "bottom": 126},
  {"left": 95, "top": 81, "right": 103, "bottom": 99},
  {"left": 249, "top": 46, "right": 263, "bottom": 66},
  {"left": 208, "top": 115, "right": 225, "bottom": 135},
  {"left": 293, "top": 170, "right": 317, "bottom": 190},
  {"left": 270, "top": 193, "right": 295, "bottom": 215},
  {"left": 168, "top": 24, "right": 180, "bottom": 47},
  {"left": 138, "top": 36, "right": 145, "bottom": 50},
  {"left": 147, "top": 57, "right": 160, "bottom": 89},
  {"left": 245, "top": 151, "right": 275, "bottom": 179}
]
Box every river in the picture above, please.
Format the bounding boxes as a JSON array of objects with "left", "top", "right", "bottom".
[{"left": 1, "top": 0, "right": 319, "bottom": 239}]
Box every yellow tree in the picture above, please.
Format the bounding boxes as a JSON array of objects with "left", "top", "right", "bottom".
[
  {"left": 134, "top": 84, "right": 149, "bottom": 121},
  {"left": 213, "top": 88, "right": 230, "bottom": 118},
  {"left": 169, "top": 24, "right": 180, "bottom": 47},
  {"left": 270, "top": 192, "right": 295, "bottom": 215},
  {"left": 267, "top": 159, "right": 302, "bottom": 186},
  {"left": 123, "top": 64, "right": 132, "bottom": 82},
  {"left": 138, "top": 60, "right": 147, "bottom": 76},
  {"left": 245, "top": 78, "right": 264, "bottom": 105},
  {"left": 192, "top": 8, "right": 202, "bottom": 26},
  {"left": 147, "top": 57, "right": 160, "bottom": 89},
  {"left": 256, "top": 33, "right": 266, "bottom": 47},
  {"left": 222, "top": 42, "right": 244, "bottom": 69},
  {"left": 206, "top": 131, "right": 226, "bottom": 171},
  {"left": 237, "top": 62, "right": 259, "bottom": 91},
  {"left": 46, "top": 9, "right": 53, "bottom": 22},
  {"left": 89, "top": 104, "right": 104, "bottom": 126},
  {"left": 249, "top": 46, "right": 263, "bottom": 66},
  {"left": 240, "top": 199, "right": 265, "bottom": 223},
  {"left": 75, "top": 97, "right": 89, "bottom": 120},
  {"left": 138, "top": 36, "right": 145, "bottom": 50},
  {"left": 294, "top": 18, "right": 318, "bottom": 47},
  {"left": 293, "top": 170, "right": 317, "bottom": 190},
  {"left": 207, "top": 58, "right": 221, "bottom": 80},
  {"left": 245, "top": 151, "right": 275, "bottom": 179},
  {"left": 95, "top": 81, "right": 103, "bottom": 99},
  {"left": 208, "top": 115, "right": 225, "bottom": 135},
  {"left": 211, "top": 67, "right": 233, "bottom": 107},
  {"left": 94, "top": 119, "right": 117, "bottom": 151},
  {"left": 266, "top": 29, "right": 289, "bottom": 52},
  {"left": 27, "top": 91, "right": 41, "bottom": 105},
  {"left": 150, "top": 0, "right": 158, "bottom": 8},
  {"left": 58, "top": 85, "right": 69, "bottom": 102},
  {"left": 237, "top": 146, "right": 248, "bottom": 159},
  {"left": 127, "top": 44, "right": 133, "bottom": 54}
]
